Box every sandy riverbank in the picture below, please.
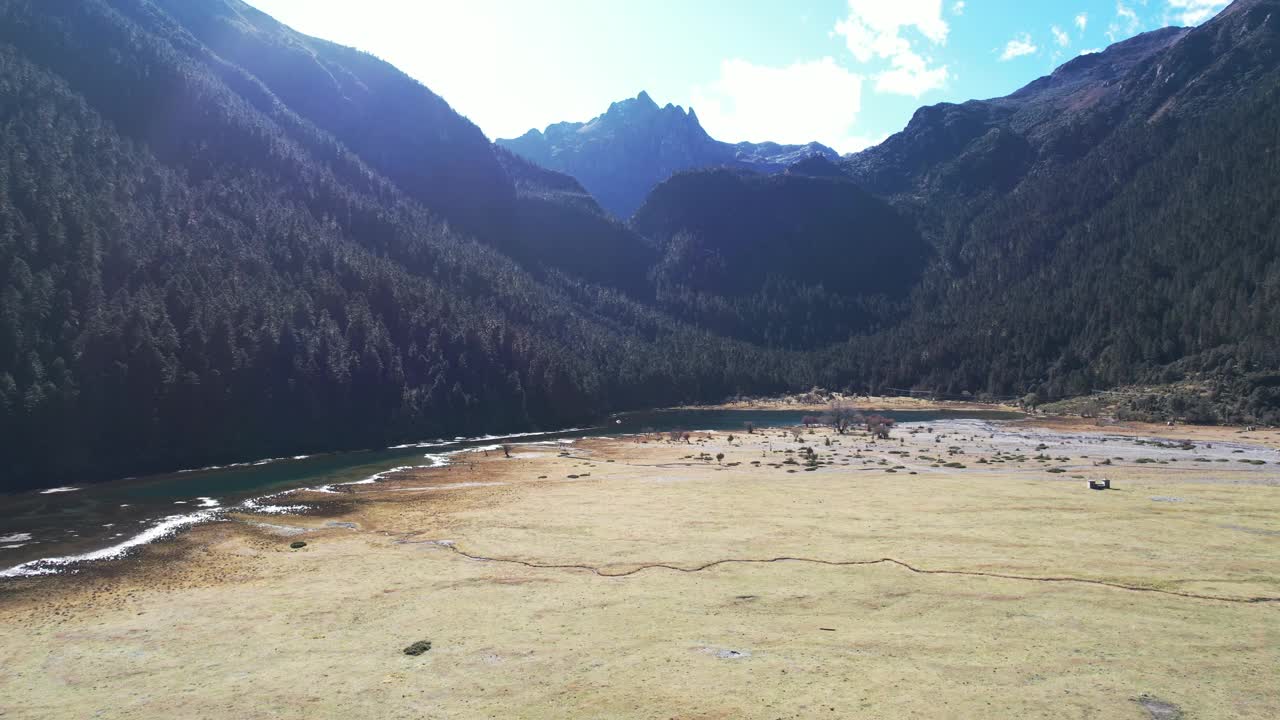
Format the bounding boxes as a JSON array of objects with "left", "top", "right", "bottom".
[
  {"left": 689, "top": 394, "right": 1019, "bottom": 414},
  {"left": 1, "top": 418, "right": 1278, "bottom": 718}
]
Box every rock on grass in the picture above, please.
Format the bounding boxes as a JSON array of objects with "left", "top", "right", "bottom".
[
  {"left": 1135, "top": 694, "right": 1182, "bottom": 720},
  {"left": 403, "top": 640, "right": 432, "bottom": 656}
]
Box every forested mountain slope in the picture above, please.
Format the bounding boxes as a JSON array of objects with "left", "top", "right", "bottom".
[
  {"left": 631, "top": 165, "right": 928, "bottom": 349},
  {"left": 0, "top": 0, "right": 802, "bottom": 489},
  {"left": 823, "top": 0, "right": 1280, "bottom": 412},
  {"left": 2, "top": 0, "right": 1279, "bottom": 490}
]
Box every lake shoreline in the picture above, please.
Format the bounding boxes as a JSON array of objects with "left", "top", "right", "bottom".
[
  {"left": 0, "top": 406, "right": 1020, "bottom": 579},
  {"left": 3, "top": 401, "right": 1278, "bottom": 586}
]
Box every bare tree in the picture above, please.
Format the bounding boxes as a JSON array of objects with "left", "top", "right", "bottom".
[{"left": 824, "top": 401, "right": 860, "bottom": 434}]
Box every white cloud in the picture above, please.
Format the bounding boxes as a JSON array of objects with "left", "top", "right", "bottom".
[
  {"left": 1079, "top": 47, "right": 1102, "bottom": 55},
  {"left": 1165, "top": 0, "right": 1228, "bottom": 25},
  {"left": 1075, "top": 12, "right": 1089, "bottom": 32},
  {"left": 999, "top": 33, "right": 1038, "bottom": 61},
  {"left": 952, "top": 1, "right": 966, "bottom": 15},
  {"left": 876, "top": 52, "right": 951, "bottom": 96},
  {"left": 1052, "top": 25, "right": 1071, "bottom": 47},
  {"left": 691, "top": 58, "right": 867, "bottom": 153},
  {"left": 833, "top": 0, "right": 951, "bottom": 97},
  {"left": 1107, "top": 2, "right": 1141, "bottom": 41}
]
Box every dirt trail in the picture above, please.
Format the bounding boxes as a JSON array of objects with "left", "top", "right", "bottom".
[{"left": 405, "top": 538, "right": 1280, "bottom": 603}]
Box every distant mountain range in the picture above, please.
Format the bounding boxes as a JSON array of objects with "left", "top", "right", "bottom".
[
  {"left": 0, "top": 0, "right": 1277, "bottom": 489},
  {"left": 497, "top": 91, "right": 838, "bottom": 217},
  {"left": 841, "top": 26, "right": 1194, "bottom": 197},
  {"left": 623, "top": 0, "right": 1280, "bottom": 415}
]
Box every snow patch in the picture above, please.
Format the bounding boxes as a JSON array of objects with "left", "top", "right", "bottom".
[
  {"left": 0, "top": 510, "right": 222, "bottom": 578},
  {"left": 388, "top": 427, "right": 590, "bottom": 449}
]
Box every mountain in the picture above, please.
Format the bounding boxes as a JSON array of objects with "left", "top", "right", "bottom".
[
  {"left": 0, "top": 0, "right": 805, "bottom": 489},
  {"left": 628, "top": 0, "right": 1280, "bottom": 418},
  {"left": 825, "top": 0, "right": 1280, "bottom": 406},
  {"left": 497, "top": 91, "right": 839, "bottom": 218},
  {"left": 841, "top": 27, "right": 1193, "bottom": 200},
  {"left": 2, "top": 0, "right": 1279, "bottom": 490},
  {"left": 632, "top": 167, "right": 927, "bottom": 348}
]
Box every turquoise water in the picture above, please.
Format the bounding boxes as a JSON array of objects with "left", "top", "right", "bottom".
[{"left": 0, "top": 408, "right": 1019, "bottom": 577}]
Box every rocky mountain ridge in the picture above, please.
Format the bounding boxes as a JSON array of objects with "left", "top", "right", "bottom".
[{"left": 498, "top": 91, "right": 838, "bottom": 217}]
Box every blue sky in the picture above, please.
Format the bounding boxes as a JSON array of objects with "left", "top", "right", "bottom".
[{"left": 246, "top": 0, "right": 1231, "bottom": 153}]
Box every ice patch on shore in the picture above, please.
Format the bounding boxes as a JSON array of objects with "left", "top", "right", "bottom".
[
  {"left": 39, "top": 487, "right": 80, "bottom": 494},
  {"left": 175, "top": 453, "right": 314, "bottom": 474},
  {"left": 388, "top": 428, "right": 591, "bottom": 449},
  {"left": 239, "top": 497, "right": 308, "bottom": 515},
  {"left": 237, "top": 488, "right": 309, "bottom": 515},
  {"left": 178, "top": 462, "right": 242, "bottom": 473},
  {"left": 0, "top": 431, "right": 585, "bottom": 579},
  {"left": 336, "top": 453, "right": 453, "bottom": 489},
  {"left": 0, "top": 510, "right": 222, "bottom": 578},
  {"left": 344, "top": 465, "right": 419, "bottom": 486}
]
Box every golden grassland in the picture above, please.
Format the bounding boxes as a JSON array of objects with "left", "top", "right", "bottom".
[{"left": 1, "top": 418, "right": 1278, "bottom": 719}]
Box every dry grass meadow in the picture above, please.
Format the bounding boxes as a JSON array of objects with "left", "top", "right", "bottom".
[{"left": 2, "top": 417, "right": 1278, "bottom": 718}]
